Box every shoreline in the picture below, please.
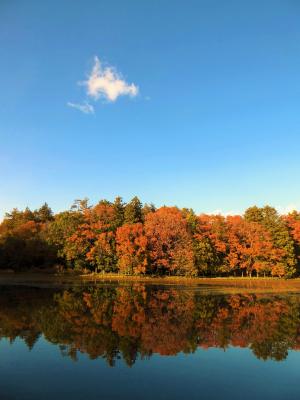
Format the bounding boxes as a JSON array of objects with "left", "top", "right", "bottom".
[{"left": 1, "top": 272, "right": 300, "bottom": 293}]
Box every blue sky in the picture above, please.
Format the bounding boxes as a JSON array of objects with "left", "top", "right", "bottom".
[{"left": 1, "top": 0, "right": 300, "bottom": 218}]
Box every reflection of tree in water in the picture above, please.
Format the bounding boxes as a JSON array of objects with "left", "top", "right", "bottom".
[{"left": 0, "top": 284, "right": 300, "bottom": 365}]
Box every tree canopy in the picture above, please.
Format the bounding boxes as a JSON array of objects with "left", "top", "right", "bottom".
[{"left": 0, "top": 199, "right": 299, "bottom": 278}]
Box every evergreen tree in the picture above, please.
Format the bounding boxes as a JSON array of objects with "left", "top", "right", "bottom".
[
  {"left": 35, "top": 203, "right": 54, "bottom": 222},
  {"left": 124, "top": 196, "right": 143, "bottom": 224},
  {"left": 113, "top": 196, "right": 125, "bottom": 228}
]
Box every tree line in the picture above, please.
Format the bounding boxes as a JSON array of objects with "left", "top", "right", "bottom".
[
  {"left": 1, "top": 284, "right": 300, "bottom": 363},
  {"left": 0, "top": 196, "right": 300, "bottom": 277}
]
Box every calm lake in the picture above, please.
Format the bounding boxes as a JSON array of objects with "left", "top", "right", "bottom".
[{"left": 1, "top": 281, "right": 300, "bottom": 399}]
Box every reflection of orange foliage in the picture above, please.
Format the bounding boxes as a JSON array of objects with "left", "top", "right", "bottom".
[
  {"left": 142, "top": 291, "right": 195, "bottom": 355},
  {"left": 1, "top": 285, "right": 300, "bottom": 364},
  {"left": 111, "top": 286, "right": 196, "bottom": 355}
]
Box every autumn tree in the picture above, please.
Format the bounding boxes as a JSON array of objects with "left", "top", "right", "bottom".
[
  {"left": 46, "top": 210, "right": 84, "bottom": 265},
  {"left": 244, "top": 206, "right": 296, "bottom": 277},
  {"left": 285, "top": 211, "right": 300, "bottom": 267},
  {"left": 67, "top": 201, "right": 118, "bottom": 272},
  {"left": 193, "top": 214, "right": 228, "bottom": 276},
  {"left": 144, "top": 207, "right": 196, "bottom": 276},
  {"left": 0, "top": 207, "right": 35, "bottom": 231},
  {"left": 226, "top": 216, "right": 284, "bottom": 277},
  {"left": 181, "top": 208, "right": 198, "bottom": 234},
  {"left": 0, "top": 207, "right": 56, "bottom": 270},
  {"left": 116, "top": 223, "right": 148, "bottom": 274},
  {"left": 1, "top": 199, "right": 300, "bottom": 277}
]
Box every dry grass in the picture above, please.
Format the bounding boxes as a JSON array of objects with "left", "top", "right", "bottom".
[
  {"left": 1, "top": 272, "right": 300, "bottom": 294},
  {"left": 79, "top": 273, "right": 300, "bottom": 293}
]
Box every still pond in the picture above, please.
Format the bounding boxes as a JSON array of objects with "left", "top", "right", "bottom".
[{"left": 1, "top": 281, "right": 300, "bottom": 399}]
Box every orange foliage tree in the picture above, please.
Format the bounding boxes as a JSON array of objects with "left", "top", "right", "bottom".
[
  {"left": 2, "top": 199, "right": 300, "bottom": 277},
  {"left": 66, "top": 202, "right": 118, "bottom": 271},
  {"left": 0, "top": 207, "right": 56, "bottom": 270},
  {"left": 144, "top": 207, "right": 196, "bottom": 276},
  {"left": 193, "top": 214, "right": 228, "bottom": 275},
  {"left": 116, "top": 223, "right": 149, "bottom": 274},
  {"left": 285, "top": 211, "right": 300, "bottom": 265},
  {"left": 226, "top": 216, "right": 284, "bottom": 277}
]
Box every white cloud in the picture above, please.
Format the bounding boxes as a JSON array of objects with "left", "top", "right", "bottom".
[
  {"left": 67, "top": 101, "right": 94, "bottom": 114},
  {"left": 85, "top": 56, "right": 139, "bottom": 102},
  {"left": 210, "top": 209, "right": 241, "bottom": 217},
  {"left": 276, "top": 204, "right": 299, "bottom": 215},
  {"left": 210, "top": 205, "right": 300, "bottom": 217}
]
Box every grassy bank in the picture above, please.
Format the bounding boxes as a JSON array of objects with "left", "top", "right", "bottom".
[
  {"left": 2, "top": 271, "right": 300, "bottom": 294},
  {"left": 81, "top": 272, "right": 300, "bottom": 286}
]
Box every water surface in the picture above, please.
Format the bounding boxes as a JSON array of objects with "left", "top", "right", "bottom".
[{"left": 1, "top": 282, "right": 300, "bottom": 399}]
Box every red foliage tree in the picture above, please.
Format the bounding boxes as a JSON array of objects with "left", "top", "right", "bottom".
[
  {"left": 226, "top": 216, "right": 284, "bottom": 277},
  {"left": 285, "top": 211, "right": 300, "bottom": 268},
  {"left": 66, "top": 202, "right": 118, "bottom": 271},
  {"left": 116, "top": 223, "right": 148, "bottom": 274},
  {"left": 285, "top": 211, "right": 300, "bottom": 244},
  {"left": 144, "top": 207, "right": 195, "bottom": 275}
]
